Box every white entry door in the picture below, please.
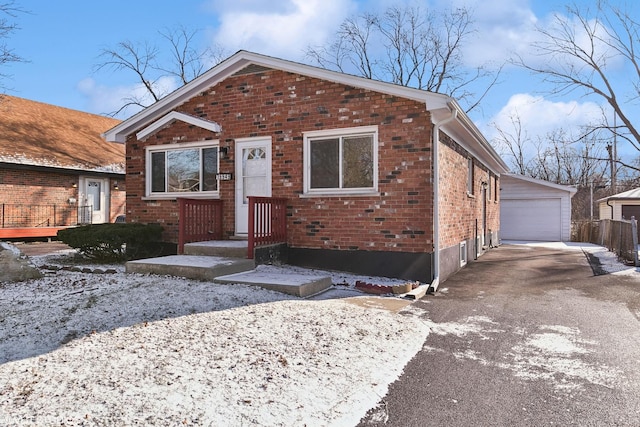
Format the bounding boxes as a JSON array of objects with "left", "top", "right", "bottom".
[
  {"left": 235, "top": 138, "right": 272, "bottom": 235},
  {"left": 80, "top": 177, "right": 110, "bottom": 224}
]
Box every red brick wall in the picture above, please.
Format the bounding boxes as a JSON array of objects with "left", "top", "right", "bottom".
[
  {"left": 0, "top": 169, "right": 77, "bottom": 226},
  {"left": 0, "top": 168, "right": 125, "bottom": 226},
  {"left": 125, "top": 68, "right": 435, "bottom": 253},
  {"left": 438, "top": 133, "right": 500, "bottom": 249},
  {"left": 109, "top": 178, "right": 126, "bottom": 222}
]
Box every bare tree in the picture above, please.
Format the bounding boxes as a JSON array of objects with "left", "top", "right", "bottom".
[
  {"left": 513, "top": 1, "right": 640, "bottom": 158},
  {"left": 306, "top": 5, "right": 502, "bottom": 114},
  {"left": 0, "top": 1, "right": 26, "bottom": 91},
  {"left": 96, "top": 26, "right": 228, "bottom": 116},
  {"left": 491, "top": 112, "right": 531, "bottom": 175}
]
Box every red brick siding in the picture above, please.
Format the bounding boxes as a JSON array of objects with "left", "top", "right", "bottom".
[
  {"left": 438, "top": 133, "right": 500, "bottom": 249},
  {"left": 125, "top": 69, "right": 435, "bottom": 253},
  {"left": 0, "top": 168, "right": 125, "bottom": 226},
  {"left": 109, "top": 179, "right": 126, "bottom": 222}
]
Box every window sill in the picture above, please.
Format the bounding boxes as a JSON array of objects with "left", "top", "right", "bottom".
[
  {"left": 142, "top": 193, "right": 221, "bottom": 201},
  {"left": 300, "top": 191, "right": 380, "bottom": 198}
]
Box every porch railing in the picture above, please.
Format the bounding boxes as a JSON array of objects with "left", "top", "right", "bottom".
[
  {"left": 178, "top": 198, "right": 223, "bottom": 253},
  {"left": 248, "top": 196, "right": 288, "bottom": 259},
  {"left": 1, "top": 203, "right": 92, "bottom": 228}
]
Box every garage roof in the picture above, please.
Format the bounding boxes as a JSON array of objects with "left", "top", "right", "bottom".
[
  {"left": 503, "top": 173, "right": 577, "bottom": 194},
  {"left": 596, "top": 187, "right": 640, "bottom": 202}
]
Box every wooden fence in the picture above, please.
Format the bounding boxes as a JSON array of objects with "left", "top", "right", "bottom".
[{"left": 572, "top": 219, "right": 639, "bottom": 266}]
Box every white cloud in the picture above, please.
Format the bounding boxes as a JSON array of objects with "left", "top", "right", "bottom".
[
  {"left": 430, "top": 0, "right": 539, "bottom": 67},
  {"left": 77, "top": 76, "right": 179, "bottom": 119},
  {"left": 486, "top": 93, "right": 605, "bottom": 146},
  {"left": 208, "top": 0, "right": 357, "bottom": 60}
]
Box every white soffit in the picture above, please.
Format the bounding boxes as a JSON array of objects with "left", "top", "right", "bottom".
[{"left": 136, "top": 111, "right": 222, "bottom": 140}]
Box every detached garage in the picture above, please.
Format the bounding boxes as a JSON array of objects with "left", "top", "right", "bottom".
[
  {"left": 500, "top": 174, "right": 576, "bottom": 242},
  {"left": 597, "top": 187, "right": 640, "bottom": 221}
]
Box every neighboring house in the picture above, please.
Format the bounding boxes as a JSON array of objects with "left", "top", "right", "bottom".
[
  {"left": 598, "top": 188, "right": 640, "bottom": 221},
  {"left": 103, "top": 50, "right": 508, "bottom": 286},
  {"left": 500, "top": 173, "right": 576, "bottom": 242},
  {"left": 0, "top": 95, "right": 125, "bottom": 239}
]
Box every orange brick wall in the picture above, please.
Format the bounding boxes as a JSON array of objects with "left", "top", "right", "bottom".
[{"left": 125, "top": 69, "right": 436, "bottom": 253}]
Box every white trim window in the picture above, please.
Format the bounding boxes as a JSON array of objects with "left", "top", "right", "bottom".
[
  {"left": 303, "top": 126, "right": 378, "bottom": 195},
  {"left": 146, "top": 141, "right": 220, "bottom": 198},
  {"left": 467, "top": 157, "right": 475, "bottom": 196}
]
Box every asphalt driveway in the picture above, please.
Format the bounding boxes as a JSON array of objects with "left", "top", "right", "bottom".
[{"left": 359, "top": 243, "right": 640, "bottom": 426}]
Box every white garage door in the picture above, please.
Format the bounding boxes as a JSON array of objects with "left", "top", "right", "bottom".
[{"left": 501, "top": 198, "right": 562, "bottom": 241}]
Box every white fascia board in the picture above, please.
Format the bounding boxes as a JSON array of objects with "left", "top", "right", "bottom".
[
  {"left": 136, "top": 111, "right": 221, "bottom": 141},
  {"left": 104, "top": 50, "right": 452, "bottom": 142},
  {"left": 504, "top": 173, "right": 578, "bottom": 194}
]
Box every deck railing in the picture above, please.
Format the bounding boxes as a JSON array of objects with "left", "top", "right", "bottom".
[
  {"left": 0, "top": 203, "right": 93, "bottom": 239},
  {"left": 0, "top": 204, "right": 92, "bottom": 228},
  {"left": 248, "top": 196, "right": 288, "bottom": 259},
  {"left": 178, "top": 198, "right": 223, "bottom": 253}
]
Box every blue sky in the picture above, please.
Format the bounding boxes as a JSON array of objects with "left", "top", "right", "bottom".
[{"left": 4, "top": 0, "right": 638, "bottom": 163}]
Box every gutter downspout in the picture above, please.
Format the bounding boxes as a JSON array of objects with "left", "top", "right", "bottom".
[
  {"left": 607, "top": 198, "right": 614, "bottom": 219},
  {"left": 431, "top": 103, "right": 457, "bottom": 293}
]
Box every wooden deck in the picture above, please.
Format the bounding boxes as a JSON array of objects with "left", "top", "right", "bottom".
[{"left": 0, "top": 226, "right": 72, "bottom": 239}]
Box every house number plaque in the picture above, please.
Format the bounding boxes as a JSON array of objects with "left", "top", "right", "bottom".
[{"left": 217, "top": 173, "right": 233, "bottom": 181}]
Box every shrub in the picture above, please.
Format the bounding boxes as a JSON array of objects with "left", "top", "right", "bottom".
[{"left": 57, "top": 223, "right": 164, "bottom": 262}]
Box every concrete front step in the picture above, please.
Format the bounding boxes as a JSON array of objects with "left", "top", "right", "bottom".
[
  {"left": 214, "top": 269, "right": 332, "bottom": 298},
  {"left": 126, "top": 255, "right": 255, "bottom": 281},
  {"left": 183, "top": 240, "right": 248, "bottom": 258},
  {"left": 125, "top": 254, "right": 332, "bottom": 298}
]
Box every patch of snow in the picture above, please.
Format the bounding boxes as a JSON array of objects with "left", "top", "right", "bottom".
[
  {"left": 0, "top": 253, "right": 431, "bottom": 425},
  {"left": 0, "top": 242, "right": 21, "bottom": 257},
  {"left": 127, "top": 255, "right": 236, "bottom": 267},
  {"left": 422, "top": 313, "right": 622, "bottom": 392},
  {"left": 0, "top": 154, "right": 124, "bottom": 174}
]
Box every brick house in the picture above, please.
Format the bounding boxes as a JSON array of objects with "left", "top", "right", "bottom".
[
  {"left": 0, "top": 95, "right": 125, "bottom": 239},
  {"left": 104, "top": 51, "right": 508, "bottom": 286}
]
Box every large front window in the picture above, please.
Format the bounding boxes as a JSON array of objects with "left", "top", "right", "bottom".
[
  {"left": 304, "top": 126, "right": 378, "bottom": 195},
  {"left": 146, "top": 142, "right": 219, "bottom": 197}
]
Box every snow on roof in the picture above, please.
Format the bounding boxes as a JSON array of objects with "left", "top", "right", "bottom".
[
  {"left": 0, "top": 95, "right": 124, "bottom": 174},
  {"left": 597, "top": 187, "right": 640, "bottom": 202}
]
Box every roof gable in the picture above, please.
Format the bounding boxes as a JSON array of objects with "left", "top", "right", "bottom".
[
  {"left": 103, "top": 50, "right": 508, "bottom": 174},
  {"left": 103, "top": 50, "right": 451, "bottom": 143},
  {"left": 0, "top": 95, "right": 124, "bottom": 173},
  {"left": 136, "top": 111, "right": 221, "bottom": 140}
]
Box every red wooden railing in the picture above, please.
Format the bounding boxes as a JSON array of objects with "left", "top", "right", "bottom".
[
  {"left": 178, "top": 198, "right": 223, "bottom": 253},
  {"left": 248, "top": 196, "right": 288, "bottom": 259}
]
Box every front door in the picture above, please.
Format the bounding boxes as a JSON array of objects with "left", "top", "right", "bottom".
[
  {"left": 235, "top": 138, "right": 272, "bottom": 235},
  {"left": 80, "top": 177, "right": 110, "bottom": 224}
]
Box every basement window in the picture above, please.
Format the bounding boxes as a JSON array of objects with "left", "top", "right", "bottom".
[{"left": 460, "top": 241, "right": 468, "bottom": 267}]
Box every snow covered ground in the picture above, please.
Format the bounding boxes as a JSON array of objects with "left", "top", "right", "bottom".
[
  {"left": 0, "top": 248, "right": 430, "bottom": 426},
  {"left": 0, "top": 242, "right": 638, "bottom": 426}
]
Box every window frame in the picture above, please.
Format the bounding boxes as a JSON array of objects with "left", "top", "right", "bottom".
[
  {"left": 467, "top": 157, "right": 475, "bottom": 196},
  {"left": 303, "top": 125, "right": 379, "bottom": 196},
  {"left": 145, "top": 140, "right": 220, "bottom": 199}
]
